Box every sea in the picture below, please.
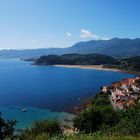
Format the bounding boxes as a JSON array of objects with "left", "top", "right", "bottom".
[{"left": 0, "top": 59, "right": 135, "bottom": 129}]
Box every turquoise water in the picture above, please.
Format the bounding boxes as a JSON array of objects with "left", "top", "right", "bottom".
[
  {"left": 0, "top": 59, "right": 135, "bottom": 129},
  {"left": 0, "top": 106, "right": 74, "bottom": 129}
]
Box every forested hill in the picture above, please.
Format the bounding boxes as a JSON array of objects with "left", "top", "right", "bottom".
[
  {"left": 34, "top": 54, "right": 119, "bottom": 65},
  {"left": 109, "top": 56, "right": 140, "bottom": 74}
]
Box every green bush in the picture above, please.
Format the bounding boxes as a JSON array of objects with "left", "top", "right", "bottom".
[
  {"left": 74, "top": 94, "right": 119, "bottom": 133},
  {"left": 74, "top": 93, "right": 140, "bottom": 136},
  {"left": 19, "top": 120, "right": 62, "bottom": 140},
  {"left": 0, "top": 113, "right": 17, "bottom": 140}
]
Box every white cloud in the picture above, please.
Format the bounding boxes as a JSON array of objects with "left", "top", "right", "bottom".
[
  {"left": 32, "top": 39, "right": 36, "bottom": 44},
  {"left": 80, "top": 29, "right": 110, "bottom": 40},
  {"left": 80, "top": 29, "right": 94, "bottom": 38},
  {"left": 66, "top": 32, "right": 72, "bottom": 37}
]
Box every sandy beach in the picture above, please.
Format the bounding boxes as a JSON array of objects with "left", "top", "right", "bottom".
[{"left": 54, "top": 65, "right": 121, "bottom": 72}]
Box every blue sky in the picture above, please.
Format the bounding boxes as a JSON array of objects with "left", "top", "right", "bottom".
[{"left": 0, "top": 0, "right": 140, "bottom": 49}]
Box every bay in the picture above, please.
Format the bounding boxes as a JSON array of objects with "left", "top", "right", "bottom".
[{"left": 0, "top": 59, "right": 135, "bottom": 129}]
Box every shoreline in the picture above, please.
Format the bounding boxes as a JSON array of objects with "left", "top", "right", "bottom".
[
  {"left": 54, "top": 65, "right": 121, "bottom": 72},
  {"left": 0, "top": 106, "right": 75, "bottom": 130}
]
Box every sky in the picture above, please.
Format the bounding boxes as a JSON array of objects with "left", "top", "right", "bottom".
[{"left": 0, "top": 0, "right": 140, "bottom": 50}]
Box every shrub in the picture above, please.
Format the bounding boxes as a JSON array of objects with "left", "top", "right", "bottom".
[{"left": 19, "top": 120, "right": 62, "bottom": 140}]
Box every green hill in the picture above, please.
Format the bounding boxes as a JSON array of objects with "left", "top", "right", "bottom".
[
  {"left": 120, "top": 56, "right": 140, "bottom": 72},
  {"left": 34, "top": 54, "right": 118, "bottom": 65},
  {"left": 105, "top": 56, "right": 140, "bottom": 74}
]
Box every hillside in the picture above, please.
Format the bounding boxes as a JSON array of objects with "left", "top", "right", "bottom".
[
  {"left": 34, "top": 54, "right": 119, "bottom": 65},
  {"left": 106, "top": 56, "right": 140, "bottom": 74},
  {"left": 0, "top": 38, "right": 140, "bottom": 58},
  {"left": 67, "top": 38, "right": 140, "bottom": 58},
  {"left": 34, "top": 54, "right": 140, "bottom": 75},
  {"left": 120, "top": 56, "right": 140, "bottom": 72}
]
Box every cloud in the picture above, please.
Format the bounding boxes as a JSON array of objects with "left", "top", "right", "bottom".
[
  {"left": 66, "top": 32, "right": 72, "bottom": 37},
  {"left": 80, "top": 29, "right": 110, "bottom": 40},
  {"left": 80, "top": 29, "right": 94, "bottom": 38},
  {"left": 32, "top": 39, "right": 36, "bottom": 44}
]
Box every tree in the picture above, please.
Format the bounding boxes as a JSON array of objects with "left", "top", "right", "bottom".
[
  {"left": 0, "top": 113, "right": 17, "bottom": 140},
  {"left": 19, "top": 120, "right": 62, "bottom": 140}
]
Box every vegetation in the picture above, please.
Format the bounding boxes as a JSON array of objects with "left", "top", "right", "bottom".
[
  {"left": 73, "top": 93, "right": 140, "bottom": 136},
  {"left": 17, "top": 134, "right": 140, "bottom": 140},
  {"left": 119, "top": 56, "right": 140, "bottom": 72},
  {"left": 34, "top": 53, "right": 119, "bottom": 65},
  {"left": 19, "top": 120, "right": 62, "bottom": 140},
  {"left": 105, "top": 56, "right": 140, "bottom": 74},
  {"left": 59, "top": 134, "right": 140, "bottom": 140},
  {"left": 0, "top": 113, "right": 17, "bottom": 140}
]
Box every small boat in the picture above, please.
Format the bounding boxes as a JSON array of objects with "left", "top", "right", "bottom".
[
  {"left": 78, "top": 98, "right": 81, "bottom": 101},
  {"left": 22, "top": 108, "right": 27, "bottom": 112}
]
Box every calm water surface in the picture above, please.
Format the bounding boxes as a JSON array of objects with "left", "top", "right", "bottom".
[{"left": 0, "top": 59, "right": 135, "bottom": 128}]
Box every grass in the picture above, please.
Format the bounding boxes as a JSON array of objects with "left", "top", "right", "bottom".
[
  {"left": 63, "top": 134, "right": 140, "bottom": 140},
  {"left": 18, "top": 134, "right": 140, "bottom": 140}
]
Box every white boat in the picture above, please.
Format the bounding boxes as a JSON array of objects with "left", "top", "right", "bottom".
[{"left": 22, "top": 108, "right": 27, "bottom": 112}]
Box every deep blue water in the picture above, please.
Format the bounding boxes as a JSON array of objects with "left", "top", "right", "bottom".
[{"left": 0, "top": 59, "right": 135, "bottom": 128}]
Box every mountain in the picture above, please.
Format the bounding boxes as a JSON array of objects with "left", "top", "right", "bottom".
[
  {"left": 67, "top": 38, "right": 140, "bottom": 58},
  {"left": 0, "top": 38, "right": 140, "bottom": 58},
  {"left": 0, "top": 48, "right": 63, "bottom": 58},
  {"left": 34, "top": 54, "right": 119, "bottom": 65}
]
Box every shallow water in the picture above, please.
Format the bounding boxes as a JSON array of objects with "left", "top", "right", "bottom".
[{"left": 0, "top": 106, "right": 74, "bottom": 129}]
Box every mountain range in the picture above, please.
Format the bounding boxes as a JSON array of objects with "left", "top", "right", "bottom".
[{"left": 0, "top": 38, "right": 140, "bottom": 58}]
